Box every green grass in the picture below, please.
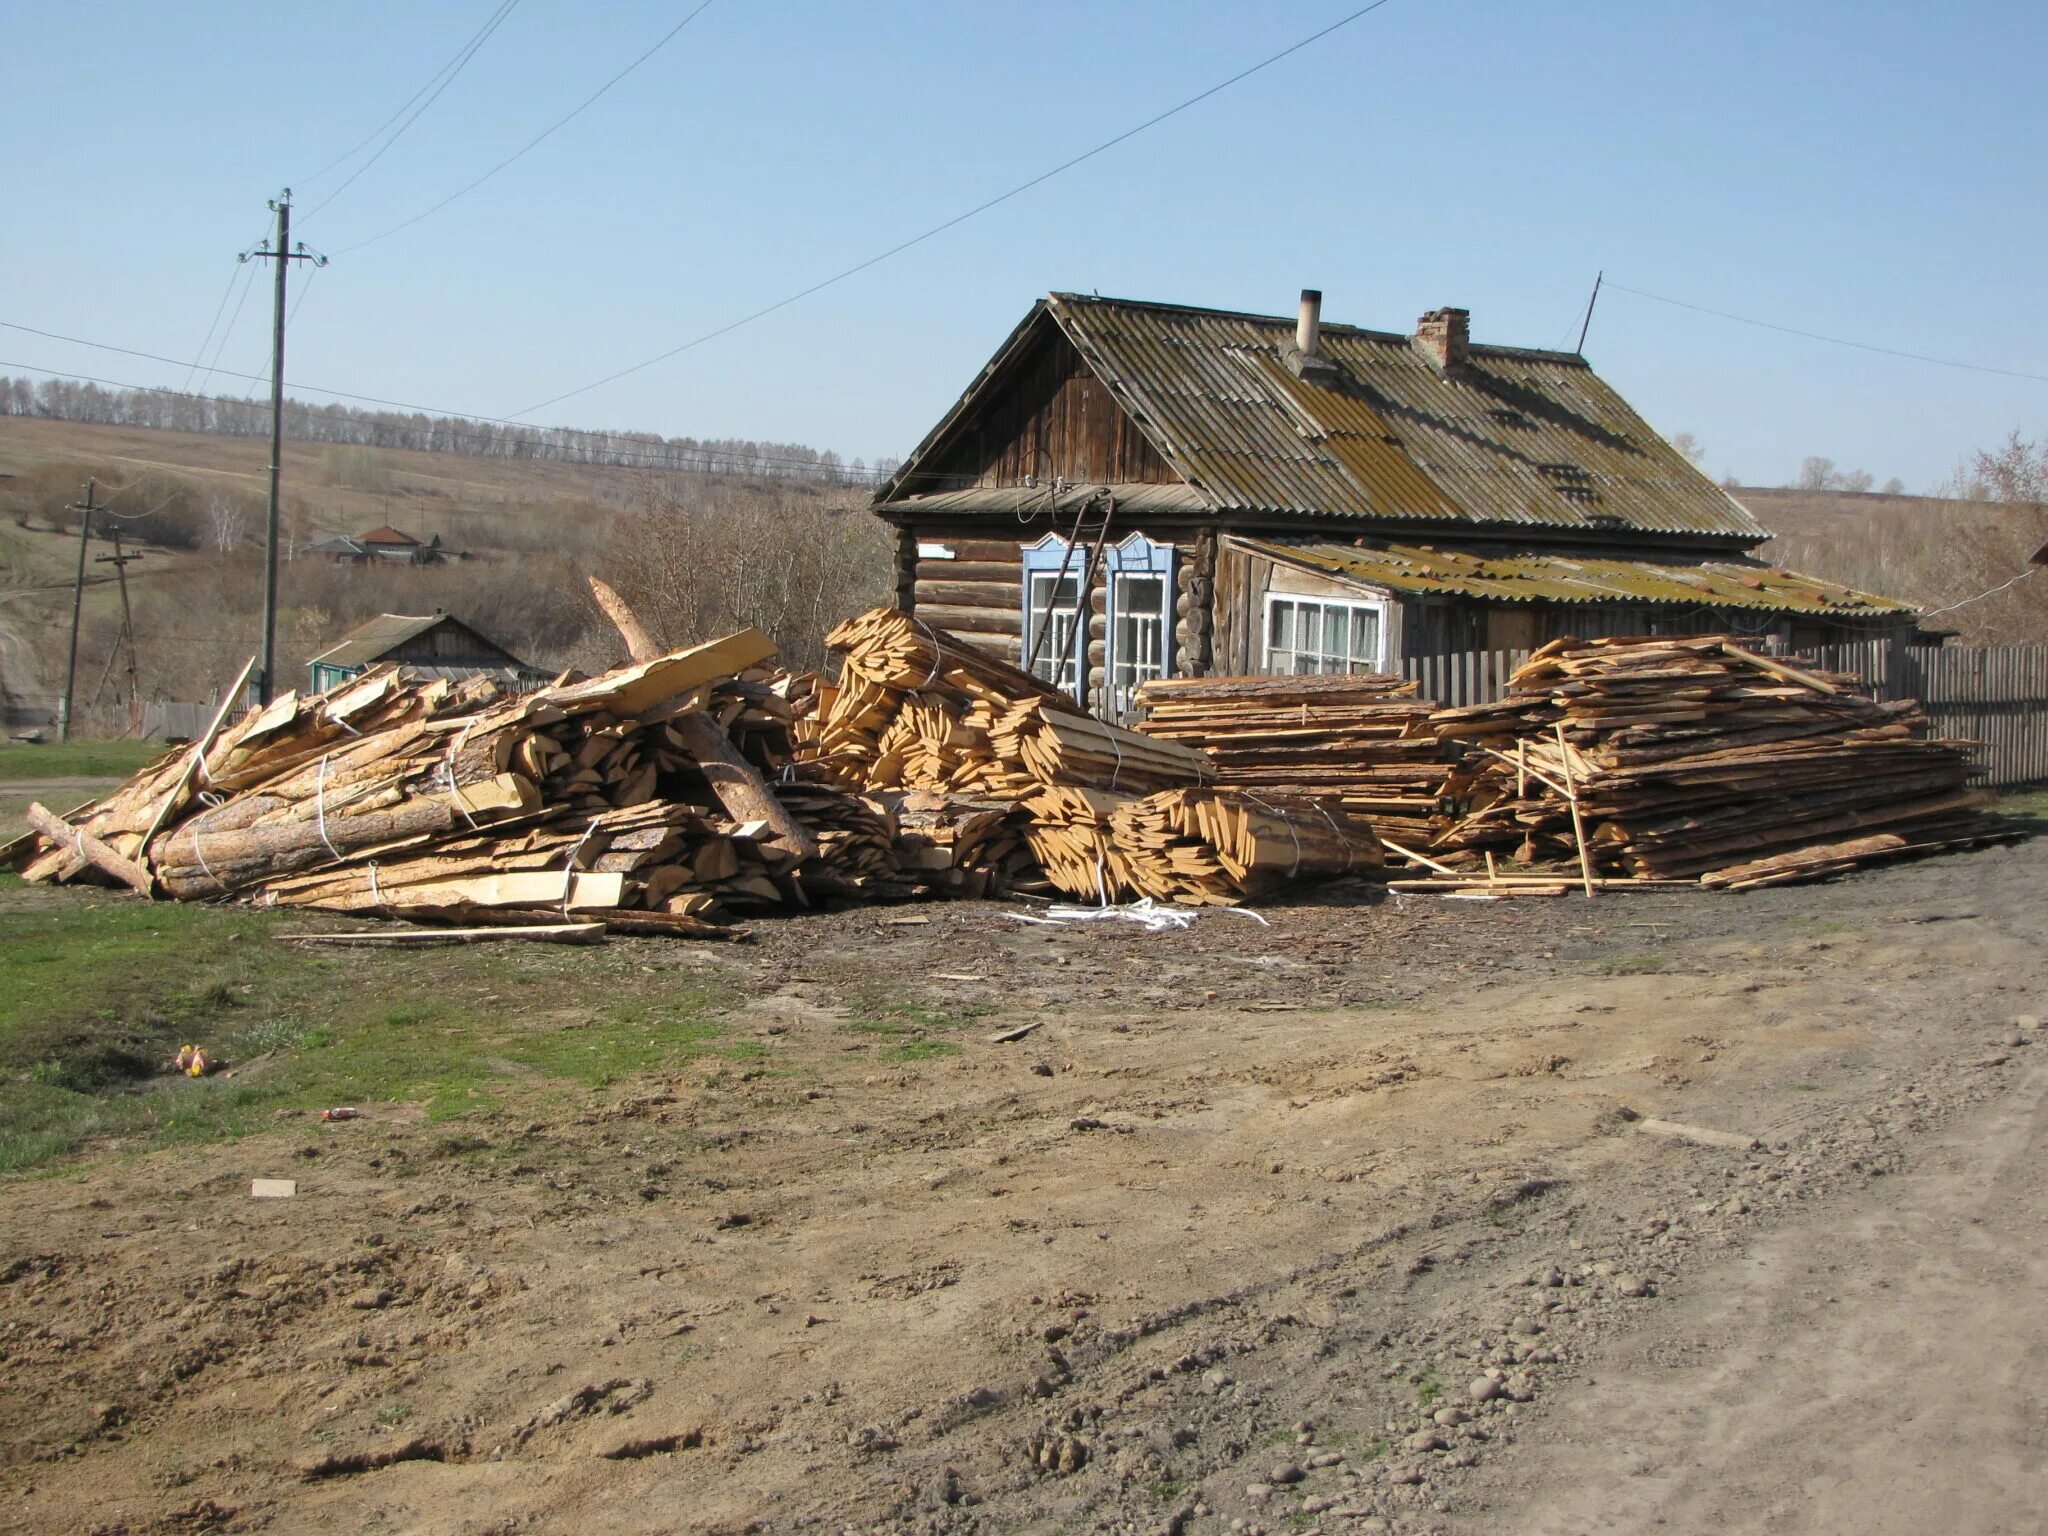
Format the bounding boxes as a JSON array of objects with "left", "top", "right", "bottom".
[
  {"left": 1413, "top": 1368, "right": 1443, "bottom": 1407},
  {"left": 0, "top": 739, "right": 166, "bottom": 782},
  {"left": 0, "top": 879, "right": 746, "bottom": 1172},
  {"left": 844, "top": 988, "right": 977, "bottom": 1065}
]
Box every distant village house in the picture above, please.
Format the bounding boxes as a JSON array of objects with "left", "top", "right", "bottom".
[
  {"left": 307, "top": 612, "right": 548, "bottom": 694},
  {"left": 873, "top": 291, "right": 1917, "bottom": 717},
  {"left": 304, "top": 525, "right": 457, "bottom": 566}
]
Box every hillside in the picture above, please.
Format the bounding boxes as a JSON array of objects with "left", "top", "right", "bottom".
[
  {"left": 1736, "top": 486, "right": 2048, "bottom": 643},
  {"left": 0, "top": 417, "right": 892, "bottom": 735}
]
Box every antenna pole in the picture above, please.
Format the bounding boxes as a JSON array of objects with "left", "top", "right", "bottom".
[{"left": 1574, "top": 270, "right": 1604, "bottom": 355}]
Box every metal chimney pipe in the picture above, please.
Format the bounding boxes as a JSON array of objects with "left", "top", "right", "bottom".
[{"left": 1297, "top": 289, "right": 1322, "bottom": 357}]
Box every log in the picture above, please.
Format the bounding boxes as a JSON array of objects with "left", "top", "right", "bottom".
[
  {"left": 26, "top": 801, "right": 154, "bottom": 895},
  {"left": 588, "top": 577, "right": 661, "bottom": 664},
  {"left": 669, "top": 710, "right": 819, "bottom": 862}
]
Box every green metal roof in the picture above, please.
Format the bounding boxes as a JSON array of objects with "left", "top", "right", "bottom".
[
  {"left": 1236, "top": 537, "right": 1914, "bottom": 616},
  {"left": 879, "top": 294, "right": 1769, "bottom": 543}
]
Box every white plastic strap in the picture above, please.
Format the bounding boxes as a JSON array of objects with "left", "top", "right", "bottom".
[
  {"left": 188, "top": 824, "right": 224, "bottom": 893},
  {"left": 1311, "top": 802, "right": 1355, "bottom": 873},
  {"left": 1107, "top": 728, "right": 1125, "bottom": 792},
  {"left": 561, "top": 820, "right": 602, "bottom": 915},
  {"left": 367, "top": 861, "right": 384, "bottom": 908},
  {"left": 443, "top": 722, "right": 480, "bottom": 830},
  {"left": 313, "top": 754, "right": 344, "bottom": 864}
]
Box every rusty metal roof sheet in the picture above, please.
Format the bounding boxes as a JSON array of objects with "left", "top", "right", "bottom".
[
  {"left": 1234, "top": 537, "right": 1913, "bottom": 616},
  {"left": 879, "top": 294, "right": 1767, "bottom": 543}
]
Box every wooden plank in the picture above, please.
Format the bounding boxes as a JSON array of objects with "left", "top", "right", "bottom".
[
  {"left": 25, "top": 801, "right": 154, "bottom": 896},
  {"left": 275, "top": 923, "right": 607, "bottom": 947},
  {"left": 138, "top": 653, "right": 259, "bottom": 861}
]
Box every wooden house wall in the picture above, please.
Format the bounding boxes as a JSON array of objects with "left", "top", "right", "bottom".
[
  {"left": 903, "top": 329, "right": 1175, "bottom": 493},
  {"left": 902, "top": 519, "right": 1214, "bottom": 694},
  {"left": 384, "top": 621, "right": 522, "bottom": 669}
]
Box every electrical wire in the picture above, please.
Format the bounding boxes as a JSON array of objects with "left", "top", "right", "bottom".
[
  {"left": 286, "top": 263, "right": 320, "bottom": 328},
  {"left": 1918, "top": 564, "right": 2042, "bottom": 621},
  {"left": 334, "top": 0, "right": 716, "bottom": 255},
  {"left": 301, "top": 0, "right": 522, "bottom": 222},
  {"left": 1606, "top": 280, "right": 2048, "bottom": 385},
  {"left": 299, "top": 0, "right": 524, "bottom": 186},
  {"left": 183, "top": 259, "right": 250, "bottom": 393},
  {"left": 196, "top": 263, "right": 260, "bottom": 395},
  {"left": 508, "top": 0, "right": 1403, "bottom": 418}
]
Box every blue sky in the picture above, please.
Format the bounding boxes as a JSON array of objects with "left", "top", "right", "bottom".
[{"left": 4, "top": 0, "right": 2044, "bottom": 488}]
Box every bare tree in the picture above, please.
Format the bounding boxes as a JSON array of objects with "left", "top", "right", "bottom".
[
  {"left": 1797, "top": 456, "right": 1837, "bottom": 490},
  {"left": 1668, "top": 431, "right": 1705, "bottom": 465},
  {"left": 208, "top": 494, "right": 248, "bottom": 554}
]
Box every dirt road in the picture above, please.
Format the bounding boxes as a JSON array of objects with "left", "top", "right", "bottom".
[
  {"left": 1460, "top": 1055, "right": 2048, "bottom": 1536},
  {"left": 1, "top": 836, "right": 2041, "bottom": 1535}
]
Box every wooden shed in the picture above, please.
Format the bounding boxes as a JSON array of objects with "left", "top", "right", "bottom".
[
  {"left": 306, "top": 612, "right": 546, "bottom": 694},
  {"left": 872, "top": 291, "right": 1916, "bottom": 717}
]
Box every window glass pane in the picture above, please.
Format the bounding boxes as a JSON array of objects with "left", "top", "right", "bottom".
[
  {"left": 1353, "top": 607, "right": 1381, "bottom": 666},
  {"left": 1269, "top": 601, "right": 1295, "bottom": 651},
  {"left": 1324, "top": 606, "right": 1349, "bottom": 661},
  {"left": 1298, "top": 604, "right": 1322, "bottom": 658},
  {"left": 1122, "top": 576, "right": 1164, "bottom": 617}
]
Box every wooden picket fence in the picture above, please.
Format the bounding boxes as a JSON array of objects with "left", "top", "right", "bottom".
[
  {"left": 1802, "top": 641, "right": 2048, "bottom": 788},
  {"left": 1400, "top": 640, "right": 2048, "bottom": 788}
]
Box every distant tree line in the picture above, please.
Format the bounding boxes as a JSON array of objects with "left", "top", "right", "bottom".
[{"left": 0, "top": 375, "right": 895, "bottom": 485}]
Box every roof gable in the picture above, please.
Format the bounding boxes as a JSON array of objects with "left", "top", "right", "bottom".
[{"left": 879, "top": 294, "right": 1766, "bottom": 545}]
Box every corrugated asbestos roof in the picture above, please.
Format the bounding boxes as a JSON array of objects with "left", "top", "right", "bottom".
[
  {"left": 879, "top": 295, "right": 1768, "bottom": 543},
  {"left": 309, "top": 613, "right": 448, "bottom": 669},
  {"left": 1235, "top": 537, "right": 1913, "bottom": 616},
  {"left": 886, "top": 483, "right": 1209, "bottom": 519}
]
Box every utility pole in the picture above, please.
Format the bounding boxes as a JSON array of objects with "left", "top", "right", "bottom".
[
  {"left": 241, "top": 191, "right": 326, "bottom": 704},
  {"left": 95, "top": 527, "right": 144, "bottom": 735},
  {"left": 58, "top": 477, "right": 106, "bottom": 742}
]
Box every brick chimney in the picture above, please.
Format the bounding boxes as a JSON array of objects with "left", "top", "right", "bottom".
[{"left": 1415, "top": 307, "right": 1470, "bottom": 370}]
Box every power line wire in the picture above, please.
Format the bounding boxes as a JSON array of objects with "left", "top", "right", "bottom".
[
  {"left": 183, "top": 259, "right": 250, "bottom": 393},
  {"left": 1606, "top": 280, "right": 2048, "bottom": 385},
  {"left": 1918, "top": 564, "right": 2041, "bottom": 621},
  {"left": 299, "top": 0, "right": 524, "bottom": 186},
  {"left": 301, "top": 0, "right": 522, "bottom": 222},
  {"left": 334, "top": 0, "right": 716, "bottom": 256},
  {"left": 197, "top": 263, "right": 260, "bottom": 395},
  {"left": 508, "top": 0, "right": 1401, "bottom": 419}
]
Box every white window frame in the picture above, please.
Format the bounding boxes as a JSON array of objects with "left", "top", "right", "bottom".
[
  {"left": 1262, "top": 591, "right": 1390, "bottom": 675},
  {"left": 1023, "top": 565, "right": 1084, "bottom": 698},
  {"left": 1019, "top": 531, "right": 1175, "bottom": 711}
]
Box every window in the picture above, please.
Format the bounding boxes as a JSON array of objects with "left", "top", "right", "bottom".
[
  {"left": 1108, "top": 571, "right": 1168, "bottom": 715},
  {"left": 1019, "top": 530, "right": 1175, "bottom": 712},
  {"left": 1024, "top": 569, "right": 1082, "bottom": 696},
  {"left": 1264, "top": 593, "right": 1387, "bottom": 675}
]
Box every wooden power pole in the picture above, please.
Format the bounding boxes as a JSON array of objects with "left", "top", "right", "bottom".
[
  {"left": 94, "top": 526, "right": 144, "bottom": 735},
  {"left": 240, "top": 191, "right": 325, "bottom": 704},
  {"left": 58, "top": 477, "right": 106, "bottom": 742}
]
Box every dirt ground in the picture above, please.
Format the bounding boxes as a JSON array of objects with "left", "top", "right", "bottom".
[{"left": 1, "top": 834, "right": 2041, "bottom": 1536}]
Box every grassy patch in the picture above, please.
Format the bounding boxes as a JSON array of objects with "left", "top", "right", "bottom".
[
  {"left": 0, "top": 881, "right": 738, "bottom": 1172},
  {"left": 1595, "top": 952, "right": 1665, "bottom": 976},
  {"left": 0, "top": 739, "right": 166, "bottom": 782},
  {"left": 1412, "top": 1368, "right": 1443, "bottom": 1407},
  {"left": 880, "top": 1039, "right": 961, "bottom": 1063}
]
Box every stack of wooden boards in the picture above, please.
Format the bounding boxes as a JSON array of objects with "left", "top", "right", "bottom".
[
  {"left": 805, "top": 610, "right": 1384, "bottom": 905},
  {"left": 1132, "top": 673, "right": 1450, "bottom": 845},
  {"left": 10, "top": 609, "right": 1389, "bottom": 930},
  {"left": 1428, "top": 635, "right": 2012, "bottom": 890},
  {"left": 7, "top": 629, "right": 933, "bottom": 936}
]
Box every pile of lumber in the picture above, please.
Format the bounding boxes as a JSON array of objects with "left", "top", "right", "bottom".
[
  {"left": 1428, "top": 635, "right": 2011, "bottom": 889},
  {"left": 809, "top": 609, "right": 1214, "bottom": 797},
  {"left": 861, "top": 788, "right": 1050, "bottom": 900},
  {"left": 1132, "top": 673, "right": 1450, "bottom": 844},
  {"left": 10, "top": 626, "right": 903, "bottom": 936}
]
